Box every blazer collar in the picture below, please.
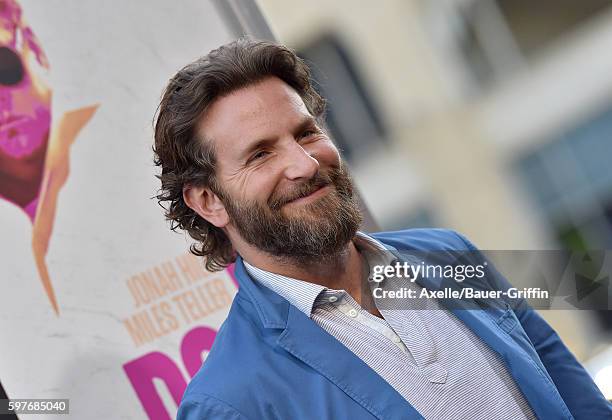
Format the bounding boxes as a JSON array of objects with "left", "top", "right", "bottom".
[{"left": 234, "top": 255, "right": 290, "bottom": 329}]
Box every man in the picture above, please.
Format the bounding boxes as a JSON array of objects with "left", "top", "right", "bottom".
[{"left": 153, "top": 39, "right": 610, "bottom": 419}]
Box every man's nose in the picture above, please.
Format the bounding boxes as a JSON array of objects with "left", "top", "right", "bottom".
[{"left": 282, "top": 141, "right": 320, "bottom": 181}]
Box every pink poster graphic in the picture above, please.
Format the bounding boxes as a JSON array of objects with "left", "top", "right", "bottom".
[{"left": 0, "top": 0, "right": 97, "bottom": 314}]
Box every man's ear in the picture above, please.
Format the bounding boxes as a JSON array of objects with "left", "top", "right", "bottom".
[{"left": 183, "top": 184, "right": 229, "bottom": 228}]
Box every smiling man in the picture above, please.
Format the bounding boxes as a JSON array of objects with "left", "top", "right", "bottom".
[{"left": 153, "top": 39, "right": 610, "bottom": 419}]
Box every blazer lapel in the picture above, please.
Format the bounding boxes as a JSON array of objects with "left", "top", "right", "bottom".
[
  {"left": 445, "top": 306, "right": 571, "bottom": 419},
  {"left": 277, "top": 304, "right": 423, "bottom": 420}
]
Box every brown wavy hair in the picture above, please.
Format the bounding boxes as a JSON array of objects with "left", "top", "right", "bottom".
[{"left": 153, "top": 38, "right": 327, "bottom": 271}]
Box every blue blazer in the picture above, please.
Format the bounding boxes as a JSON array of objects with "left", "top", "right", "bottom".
[{"left": 178, "top": 229, "right": 611, "bottom": 419}]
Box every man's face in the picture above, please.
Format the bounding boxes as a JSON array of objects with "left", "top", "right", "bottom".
[{"left": 198, "top": 76, "right": 362, "bottom": 263}]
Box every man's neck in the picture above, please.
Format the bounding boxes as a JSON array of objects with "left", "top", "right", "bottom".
[{"left": 236, "top": 237, "right": 365, "bottom": 301}]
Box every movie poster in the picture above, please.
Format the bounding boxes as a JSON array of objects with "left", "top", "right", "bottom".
[{"left": 0, "top": 1, "right": 236, "bottom": 418}]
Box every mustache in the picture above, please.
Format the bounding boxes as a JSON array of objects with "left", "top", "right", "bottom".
[{"left": 268, "top": 172, "right": 333, "bottom": 211}]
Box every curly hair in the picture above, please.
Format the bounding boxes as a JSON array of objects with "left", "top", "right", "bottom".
[{"left": 153, "top": 38, "right": 327, "bottom": 271}]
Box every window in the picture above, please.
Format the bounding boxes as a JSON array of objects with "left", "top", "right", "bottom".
[
  {"left": 299, "top": 34, "right": 387, "bottom": 162},
  {"left": 426, "top": 0, "right": 612, "bottom": 91},
  {"left": 515, "top": 104, "right": 612, "bottom": 250}
]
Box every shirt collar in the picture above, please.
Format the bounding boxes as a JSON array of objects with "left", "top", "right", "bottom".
[
  {"left": 243, "top": 231, "right": 390, "bottom": 318},
  {"left": 243, "top": 260, "right": 326, "bottom": 316}
]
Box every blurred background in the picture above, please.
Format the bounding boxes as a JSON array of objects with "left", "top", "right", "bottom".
[{"left": 254, "top": 0, "right": 612, "bottom": 398}]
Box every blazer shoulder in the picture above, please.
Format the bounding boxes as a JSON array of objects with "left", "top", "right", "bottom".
[{"left": 371, "top": 228, "right": 474, "bottom": 251}]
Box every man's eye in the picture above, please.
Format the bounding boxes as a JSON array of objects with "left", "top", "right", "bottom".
[
  {"left": 300, "top": 129, "right": 320, "bottom": 139},
  {"left": 249, "top": 150, "right": 269, "bottom": 162}
]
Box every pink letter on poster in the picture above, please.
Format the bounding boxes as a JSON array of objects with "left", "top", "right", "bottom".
[
  {"left": 123, "top": 352, "right": 187, "bottom": 420},
  {"left": 180, "top": 326, "right": 217, "bottom": 378}
]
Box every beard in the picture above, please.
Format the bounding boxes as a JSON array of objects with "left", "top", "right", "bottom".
[{"left": 218, "top": 162, "right": 363, "bottom": 265}]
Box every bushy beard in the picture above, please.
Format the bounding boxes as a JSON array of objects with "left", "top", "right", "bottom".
[{"left": 220, "top": 162, "right": 363, "bottom": 266}]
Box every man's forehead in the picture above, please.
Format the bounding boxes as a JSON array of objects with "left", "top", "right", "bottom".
[{"left": 197, "top": 77, "right": 311, "bottom": 154}]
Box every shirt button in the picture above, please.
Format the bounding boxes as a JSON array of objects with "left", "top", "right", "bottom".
[
  {"left": 348, "top": 309, "right": 358, "bottom": 318},
  {"left": 392, "top": 335, "right": 401, "bottom": 344},
  {"left": 328, "top": 296, "right": 338, "bottom": 303}
]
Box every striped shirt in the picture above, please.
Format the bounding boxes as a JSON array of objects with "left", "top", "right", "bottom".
[{"left": 244, "top": 232, "right": 535, "bottom": 419}]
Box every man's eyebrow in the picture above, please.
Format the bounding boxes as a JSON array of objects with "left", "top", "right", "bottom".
[
  {"left": 239, "top": 116, "right": 319, "bottom": 161},
  {"left": 291, "top": 115, "right": 319, "bottom": 137},
  {"left": 240, "top": 137, "right": 277, "bottom": 161}
]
